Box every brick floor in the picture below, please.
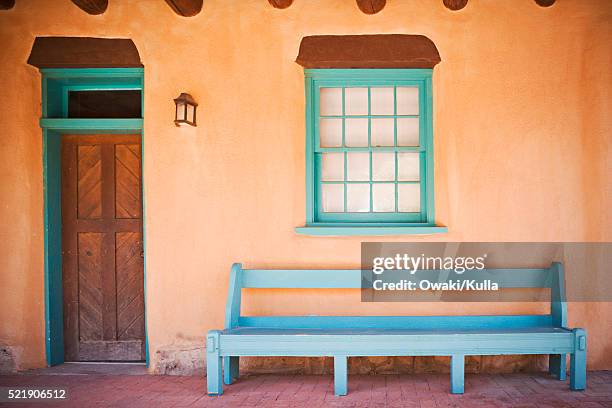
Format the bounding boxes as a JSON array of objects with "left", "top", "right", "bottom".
[{"left": 0, "top": 371, "right": 611, "bottom": 407}]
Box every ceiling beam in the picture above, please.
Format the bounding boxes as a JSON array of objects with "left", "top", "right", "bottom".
[
  {"left": 443, "top": 0, "right": 468, "bottom": 11},
  {"left": 0, "top": 0, "right": 15, "bottom": 10},
  {"left": 535, "top": 0, "right": 555, "bottom": 7},
  {"left": 164, "top": 0, "right": 203, "bottom": 17},
  {"left": 268, "top": 0, "right": 293, "bottom": 9},
  {"left": 70, "top": 0, "right": 108, "bottom": 15},
  {"left": 356, "top": 0, "right": 386, "bottom": 15}
]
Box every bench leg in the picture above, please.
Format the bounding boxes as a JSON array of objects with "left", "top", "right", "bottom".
[
  {"left": 450, "top": 354, "right": 465, "bottom": 394},
  {"left": 224, "top": 356, "right": 239, "bottom": 385},
  {"left": 206, "top": 331, "right": 223, "bottom": 396},
  {"left": 334, "top": 356, "right": 348, "bottom": 396},
  {"left": 549, "top": 354, "right": 567, "bottom": 381},
  {"left": 570, "top": 328, "right": 587, "bottom": 391}
]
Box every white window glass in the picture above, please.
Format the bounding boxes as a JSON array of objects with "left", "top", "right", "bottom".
[
  {"left": 398, "top": 184, "right": 420, "bottom": 212},
  {"left": 398, "top": 152, "right": 420, "bottom": 181},
  {"left": 320, "top": 87, "right": 342, "bottom": 116},
  {"left": 396, "top": 87, "right": 419, "bottom": 115},
  {"left": 372, "top": 152, "right": 395, "bottom": 181},
  {"left": 320, "top": 118, "right": 343, "bottom": 147},
  {"left": 346, "top": 152, "right": 369, "bottom": 181},
  {"left": 373, "top": 184, "right": 395, "bottom": 212},
  {"left": 371, "top": 118, "right": 394, "bottom": 147},
  {"left": 176, "top": 103, "right": 186, "bottom": 121},
  {"left": 345, "top": 87, "right": 368, "bottom": 115},
  {"left": 347, "top": 184, "right": 370, "bottom": 212},
  {"left": 321, "top": 153, "right": 344, "bottom": 181},
  {"left": 322, "top": 184, "right": 344, "bottom": 212},
  {"left": 345, "top": 118, "right": 368, "bottom": 147},
  {"left": 186, "top": 104, "right": 195, "bottom": 122},
  {"left": 397, "top": 118, "right": 419, "bottom": 146},
  {"left": 370, "top": 87, "right": 394, "bottom": 115}
]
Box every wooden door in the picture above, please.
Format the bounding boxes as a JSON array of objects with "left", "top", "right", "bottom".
[{"left": 62, "top": 134, "right": 145, "bottom": 361}]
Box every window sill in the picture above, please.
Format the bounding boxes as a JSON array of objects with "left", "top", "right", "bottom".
[{"left": 295, "top": 225, "right": 448, "bottom": 236}]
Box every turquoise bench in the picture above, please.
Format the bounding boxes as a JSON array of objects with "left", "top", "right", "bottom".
[{"left": 206, "top": 262, "right": 586, "bottom": 396}]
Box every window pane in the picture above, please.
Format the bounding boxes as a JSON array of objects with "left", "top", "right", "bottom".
[
  {"left": 347, "top": 184, "right": 370, "bottom": 212},
  {"left": 345, "top": 87, "right": 368, "bottom": 115},
  {"left": 398, "top": 152, "right": 420, "bottom": 181},
  {"left": 68, "top": 90, "right": 141, "bottom": 118},
  {"left": 371, "top": 118, "right": 394, "bottom": 147},
  {"left": 396, "top": 87, "right": 419, "bottom": 115},
  {"left": 345, "top": 118, "right": 369, "bottom": 147},
  {"left": 398, "top": 184, "right": 420, "bottom": 212},
  {"left": 321, "top": 153, "right": 344, "bottom": 181},
  {"left": 320, "top": 118, "right": 343, "bottom": 147},
  {"left": 322, "top": 184, "right": 344, "bottom": 212},
  {"left": 373, "top": 183, "right": 395, "bottom": 212},
  {"left": 320, "top": 88, "right": 342, "bottom": 116},
  {"left": 372, "top": 152, "right": 395, "bottom": 181},
  {"left": 397, "top": 117, "right": 419, "bottom": 146},
  {"left": 346, "top": 152, "right": 370, "bottom": 181},
  {"left": 176, "top": 103, "right": 185, "bottom": 122},
  {"left": 370, "top": 87, "right": 394, "bottom": 115}
]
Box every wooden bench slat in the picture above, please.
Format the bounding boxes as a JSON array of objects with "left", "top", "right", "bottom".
[
  {"left": 240, "top": 268, "right": 552, "bottom": 289},
  {"left": 238, "top": 314, "right": 554, "bottom": 330},
  {"left": 224, "top": 326, "right": 571, "bottom": 335},
  {"left": 218, "top": 331, "right": 575, "bottom": 357}
]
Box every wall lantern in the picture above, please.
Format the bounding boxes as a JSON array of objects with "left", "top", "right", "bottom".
[{"left": 174, "top": 93, "right": 198, "bottom": 127}]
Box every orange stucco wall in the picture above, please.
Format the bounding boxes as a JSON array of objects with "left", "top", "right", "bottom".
[{"left": 0, "top": 0, "right": 610, "bottom": 372}]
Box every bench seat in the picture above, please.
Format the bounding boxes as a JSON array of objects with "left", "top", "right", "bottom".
[
  {"left": 206, "top": 263, "right": 587, "bottom": 397},
  {"left": 219, "top": 326, "right": 574, "bottom": 355}
]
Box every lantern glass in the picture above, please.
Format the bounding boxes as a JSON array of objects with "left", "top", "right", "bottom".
[
  {"left": 174, "top": 93, "right": 197, "bottom": 127},
  {"left": 176, "top": 102, "right": 186, "bottom": 122},
  {"left": 186, "top": 104, "right": 195, "bottom": 124}
]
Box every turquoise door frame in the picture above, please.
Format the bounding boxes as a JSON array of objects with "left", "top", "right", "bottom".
[{"left": 40, "top": 68, "right": 148, "bottom": 366}]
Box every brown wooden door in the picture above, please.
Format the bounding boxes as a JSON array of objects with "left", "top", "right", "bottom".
[{"left": 62, "top": 134, "right": 145, "bottom": 361}]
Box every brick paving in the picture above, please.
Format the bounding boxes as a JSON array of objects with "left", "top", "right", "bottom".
[{"left": 0, "top": 371, "right": 611, "bottom": 407}]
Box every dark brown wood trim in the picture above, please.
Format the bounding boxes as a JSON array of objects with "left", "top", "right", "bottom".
[
  {"left": 356, "top": 0, "right": 386, "bottom": 15},
  {"left": 268, "top": 0, "right": 293, "bottom": 9},
  {"left": 27, "top": 37, "right": 143, "bottom": 69},
  {"left": 70, "top": 0, "right": 108, "bottom": 15},
  {"left": 0, "top": 0, "right": 15, "bottom": 10},
  {"left": 443, "top": 0, "right": 468, "bottom": 11},
  {"left": 61, "top": 140, "right": 79, "bottom": 361},
  {"left": 535, "top": 0, "right": 555, "bottom": 7},
  {"left": 296, "top": 34, "right": 441, "bottom": 69},
  {"left": 164, "top": 0, "right": 203, "bottom": 17}
]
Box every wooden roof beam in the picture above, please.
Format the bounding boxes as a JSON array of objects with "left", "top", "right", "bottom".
[
  {"left": 268, "top": 0, "right": 293, "bottom": 9},
  {"left": 0, "top": 0, "right": 15, "bottom": 10},
  {"left": 70, "top": 0, "right": 108, "bottom": 15},
  {"left": 164, "top": 0, "right": 203, "bottom": 17}
]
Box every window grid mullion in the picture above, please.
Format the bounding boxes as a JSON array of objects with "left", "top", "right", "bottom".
[
  {"left": 321, "top": 180, "right": 419, "bottom": 184},
  {"left": 368, "top": 87, "right": 373, "bottom": 212},
  {"left": 394, "top": 86, "right": 398, "bottom": 212},
  {"left": 342, "top": 87, "right": 347, "bottom": 213}
]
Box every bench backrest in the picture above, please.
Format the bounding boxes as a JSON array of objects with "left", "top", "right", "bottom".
[{"left": 224, "top": 263, "right": 567, "bottom": 330}]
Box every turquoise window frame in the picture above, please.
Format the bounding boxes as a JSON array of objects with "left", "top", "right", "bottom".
[
  {"left": 39, "top": 68, "right": 149, "bottom": 366},
  {"left": 296, "top": 69, "right": 447, "bottom": 236}
]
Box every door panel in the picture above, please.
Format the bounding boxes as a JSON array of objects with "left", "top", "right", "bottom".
[{"left": 62, "top": 134, "right": 144, "bottom": 361}]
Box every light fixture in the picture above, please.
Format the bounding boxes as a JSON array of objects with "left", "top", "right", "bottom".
[{"left": 174, "top": 93, "right": 198, "bottom": 127}]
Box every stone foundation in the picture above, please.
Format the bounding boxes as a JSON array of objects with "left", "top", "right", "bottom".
[{"left": 154, "top": 345, "right": 205, "bottom": 376}]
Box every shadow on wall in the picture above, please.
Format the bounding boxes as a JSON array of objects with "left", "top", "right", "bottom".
[
  {"left": 0, "top": 345, "right": 21, "bottom": 373},
  {"left": 152, "top": 347, "right": 549, "bottom": 376},
  {"left": 241, "top": 356, "right": 549, "bottom": 375}
]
